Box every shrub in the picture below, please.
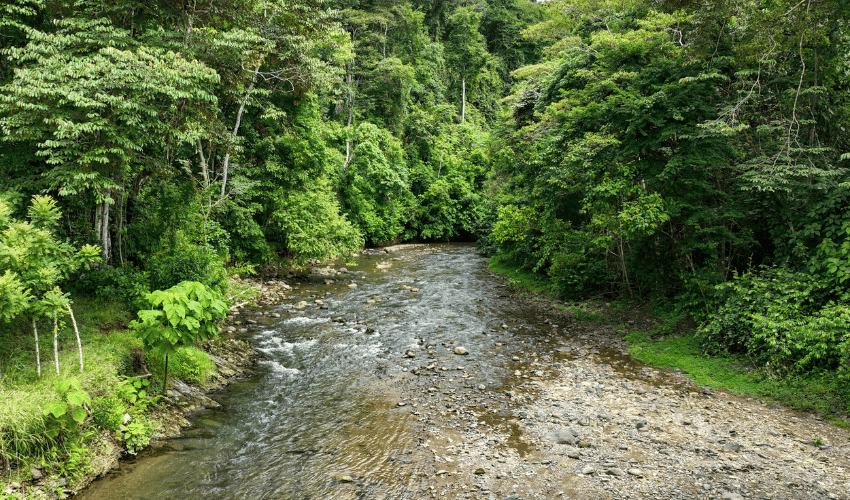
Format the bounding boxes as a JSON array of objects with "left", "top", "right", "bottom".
[
  {"left": 148, "top": 243, "right": 226, "bottom": 293},
  {"left": 67, "top": 263, "right": 151, "bottom": 308},
  {"left": 700, "top": 267, "right": 850, "bottom": 375}
]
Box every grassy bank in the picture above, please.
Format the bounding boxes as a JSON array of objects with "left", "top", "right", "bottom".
[
  {"left": 487, "top": 255, "right": 850, "bottom": 425},
  {"left": 625, "top": 323, "right": 850, "bottom": 423},
  {"left": 0, "top": 296, "right": 223, "bottom": 498}
]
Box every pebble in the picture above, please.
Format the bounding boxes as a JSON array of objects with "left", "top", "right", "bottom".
[{"left": 454, "top": 346, "right": 469, "bottom": 355}]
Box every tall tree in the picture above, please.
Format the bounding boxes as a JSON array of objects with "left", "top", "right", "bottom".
[{"left": 445, "top": 7, "right": 489, "bottom": 122}]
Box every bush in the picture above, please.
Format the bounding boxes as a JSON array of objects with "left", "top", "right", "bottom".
[
  {"left": 67, "top": 263, "right": 151, "bottom": 308},
  {"left": 700, "top": 267, "right": 850, "bottom": 375},
  {"left": 148, "top": 243, "right": 226, "bottom": 293}
]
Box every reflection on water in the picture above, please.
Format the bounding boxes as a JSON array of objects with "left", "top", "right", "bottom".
[{"left": 78, "top": 244, "right": 518, "bottom": 499}]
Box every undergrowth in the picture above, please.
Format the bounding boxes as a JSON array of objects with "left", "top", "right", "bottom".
[
  {"left": 625, "top": 314, "right": 850, "bottom": 422},
  {"left": 0, "top": 295, "right": 223, "bottom": 494}
]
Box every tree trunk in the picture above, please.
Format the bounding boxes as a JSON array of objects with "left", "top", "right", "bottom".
[
  {"left": 163, "top": 354, "right": 169, "bottom": 396},
  {"left": 53, "top": 314, "right": 60, "bottom": 375},
  {"left": 32, "top": 317, "right": 41, "bottom": 377},
  {"left": 198, "top": 139, "right": 210, "bottom": 188},
  {"left": 221, "top": 67, "right": 259, "bottom": 198},
  {"left": 97, "top": 199, "right": 111, "bottom": 264},
  {"left": 461, "top": 76, "right": 466, "bottom": 123},
  {"left": 343, "top": 70, "right": 356, "bottom": 175},
  {"left": 67, "top": 305, "right": 83, "bottom": 373}
]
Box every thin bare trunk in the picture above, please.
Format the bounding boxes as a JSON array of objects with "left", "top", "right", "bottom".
[
  {"left": 343, "top": 70, "right": 356, "bottom": 174},
  {"left": 53, "top": 314, "right": 59, "bottom": 375},
  {"left": 117, "top": 191, "right": 124, "bottom": 265},
  {"left": 97, "top": 199, "right": 111, "bottom": 264},
  {"left": 618, "top": 236, "right": 633, "bottom": 299},
  {"left": 163, "top": 354, "right": 170, "bottom": 396},
  {"left": 67, "top": 305, "right": 83, "bottom": 373},
  {"left": 221, "top": 68, "right": 259, "bottom": 198},
  {"left": 461, "top": 76, "right": 466, "bottom": 123},
  {"left": 198, "top": 139, "right": 210, "bottom": 188},
  {"left": 32, "top": 318, "right": 41, "bottom": 377}
]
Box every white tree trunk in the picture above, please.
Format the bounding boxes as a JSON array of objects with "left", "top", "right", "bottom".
[
  {"left": 32, "top": 318, "right": 41, "bottom": 377},
  {"left": 198, "top": 139, "right": 210, "bottom": 188},
  {"left": 461, "top": 76, "right": 466, "bottom": 123},
  {"left": 221, "top": 69, "right": 259, "bottom": 198},
  {"left": 97, "top": 200, "right": 111, "bottom": 264},
  {"left": 67, "top": 305, "right": 83, "bottom": 373},
  {"left": 53, "top": 314, "right": 59, "bottom": 375}
]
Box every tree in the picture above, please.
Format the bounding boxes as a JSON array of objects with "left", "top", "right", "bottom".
[
  {"left": 445, "top": 7, "right": 489, "bottom": 122},
  {"left": 0, "top": 16, "right": 219, "bottom": 263},
  {"left": 129, "top": 281, "right": 227, "bottom": 392},
  {"left": 0, "top": 196, "right": 100, "bottom": 375}
]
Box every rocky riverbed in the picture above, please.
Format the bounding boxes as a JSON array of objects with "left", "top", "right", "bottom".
[{"left": 375, "top": 297, "right": 850, "bottom": 500}]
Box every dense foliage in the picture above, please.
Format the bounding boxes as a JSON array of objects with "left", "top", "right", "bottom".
[{"left": 486, "top": 0, "right": 850, "bottom": 375}]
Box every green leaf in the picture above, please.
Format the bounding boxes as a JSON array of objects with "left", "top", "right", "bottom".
[
  {"left": 70, "top": 407, "right": 87, "bottom": 424},
  {"left": 54, "top": 379, "right": 72, "bottom": 395},
  {"left": 43, "top": 401, "right": 68, "bottom": 418}
]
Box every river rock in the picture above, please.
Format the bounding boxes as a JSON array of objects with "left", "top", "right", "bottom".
[
  {"left": 545, "top": 429, "right": 577, "bottom": 445},
  {"left": 404, "top": 350, "right": 416, "bottom": 358},
  {"left": 722, "top": 442, "right": 742, "bottom": 452},
  {"left": 721, "top": 494, "right": 744, "bottom": 500},
  {"left": 454, "top": 346, "right": 469, "bottom": 355},
  {"left": 334, "top": 475, "right": 354, "bottom": 483},
  {"left": 30, "top": 468, "right": 43, "bottom": 480},
  {"left": 607, "top": 467, "right": 626, "bottom": 476},
  {"left": 627, "top": 468, "right": 643, "bottom": 477}
]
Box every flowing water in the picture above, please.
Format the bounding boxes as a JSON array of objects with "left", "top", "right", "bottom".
[{"left": 78, "top": 244, "right": 524, "bottom": 500}]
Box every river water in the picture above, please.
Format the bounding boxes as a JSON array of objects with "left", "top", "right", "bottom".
[{"left": 78, "top": 244, "right": 524, "bottom": 499}]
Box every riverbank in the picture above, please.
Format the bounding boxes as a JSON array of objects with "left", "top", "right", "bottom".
[
  {"left": 0, "top": 276, "right": 273, "bottom": 499},
  {"left": 486, "top": 255, "right": 850, "bottom": 424}
]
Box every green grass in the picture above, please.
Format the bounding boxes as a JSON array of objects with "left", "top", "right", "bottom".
[
  {"left": 146, "top": 345, "right": 217, "bottom": 389},
  {"left": 626, "top": 331, "right": 850, "bottom": 421},
  {"left": 488, "top": 254, "right": 557, "bottom": 297},
  {"left": 561, "top": 304, "right": 607, "bottom": 323},
  {"left": 0, "top": 297, "right": 143, "bottom": 484}
]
